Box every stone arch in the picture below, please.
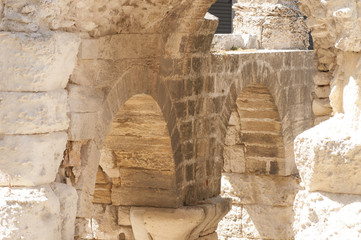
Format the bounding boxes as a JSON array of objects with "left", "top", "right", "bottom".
[
  {"left": 65, "top": 64, "right": 185, "bottom": 238},
  {"left": 217, "top": 65, "right": 301, "bottom": 240},
  {"left": 89, "top": 93, "right": 178, "bottom": 239},
  {"left": 221, "top": 60, "right": 296, "bottom": 175},
  {"left": 223, "top": 84, "right": 286, "bottom": 175}
]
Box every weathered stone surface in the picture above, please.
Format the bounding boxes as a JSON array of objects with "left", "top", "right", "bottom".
[
  {"left": 314, "top": 85, "right": 331, "bottom": 99},
  {"left": 118, "top": 206, "right": 131, "bottom": 226},
  {"left": 295, "top": 116, "right": 361, "bottom": 195},
  {"left": 51, "top": 183, "right": 78, "bottom": 240},
  {"left": 130, "top": 206, "right": 205, "bottom": 240},
  {"left": 221, "top": 173, "right": 300, "bottom": 206},
  {"left": 312, "top": 98, "right": 332, "bottom": 116},
  {"left": 0, "top": 32, "right": 79, "bottom": 91},
  {"left": 68, "top": 84, "right": 104, "bottom": 113},
  {"left": 233, "top": 2, "right": 309, "bottom": 50},
  {"left": 68, "top": 112, "right": 98, "bottom": 140},
  {"left": 91, "top": 205, "right": 127, "bottom": 240},
  {"left": 216, "top": 205, "right": 242, "bottom": 239},
  {"left": 313, "top": 72, "right": 332, "bottom": 86},
  {"left": 0, "top": 186, "right": 61, "bottom": 240},
  {"left": 0, "top": 90, "right": 68, "bottom": 134},
  {"left": 111, "top": 187, "right": 180, "bottom": 208},
  {"left": 242, "top": 204, "right": 294, "bottom": 240},
  {"left": 0, "top": 132, "right": 67, "bottom": 186},
  {"left": 294, "top": 190, "right": 361, "bottom": 240}
]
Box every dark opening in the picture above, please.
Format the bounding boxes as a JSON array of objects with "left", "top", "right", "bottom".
[{"left": 208, "top": 0, "right": 233, "bottom": 34}]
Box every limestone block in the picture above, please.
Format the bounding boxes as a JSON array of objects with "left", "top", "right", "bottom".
[
  {"left": 293, "top": 190, "right": 361, "bottom": 240},
  {"left": 99, "top": 148, "right": 119, "bottom": 178},
  {"left": 223, "top": 145, "right": 246, "bottom": 173},
  {"left": 69, "top": 112, "right": 97, "bottom": 140},
  {"left": 196, "top": 197, "right": 232, "bottom": 237},
  {"left": 216, "top": 204, "right": 242, "bottom": 239},
  {"left": 242, "top": 204, "right": 294, "bottom": 240},
  {"left": 91, "top": 205, "right": 128, "bottom": 240},
  {"left": 221, "top": 173, "right": 300, "bottom": 206},
  {"left": 84, "top": 34, "right": 162, "bottom": 60},
  {"left": 315, "top": 85, "right": 331, "bottom": 98},
  {"left": 118, "top": 206, "right": 131, "bottom": 226},
  {"left": 313, "top": 72, "right": 332, "bottom": 86},
  {"left": 111, "top": 187, "right": 180, "bottom": 208},
  {"left": 312, "top": 98, "right": 332, "bottom": 116},
  {"left": 0, "top": 132, "right": 67, "bottom": 186},
  {"left": 0, "top": 90, "right": 68, "bottom": 134},
  {"left": 76, "top": 190, "right": 94, "bottom": 218},
  {"left": 51, "top": 183, "right": 78, "bottom": 240},
  {"left": 295, "top": 117, "right": 361, "bottom": 195},
  {"left": 0, "top": 32, "right": 80, "bottom": 91},
  {"left": 68, "top": 84, "right": 104, "bottom": 113},
  {"left": 0, "top": 186, "right": 61, "bottom": 240},
  {"left": 130, "top": 206, "right": 205, "bottom": 240}
]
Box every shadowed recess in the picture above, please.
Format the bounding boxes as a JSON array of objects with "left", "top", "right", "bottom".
[{"left": 93, "top": 94, "right": 177, "bottom": 208}]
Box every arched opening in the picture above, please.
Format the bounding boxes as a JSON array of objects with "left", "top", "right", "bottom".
[
  {"left": 89, "top": 94, "right": 177, "bottom": 239},
  {"left": 217, "top": 84, "right": 300, "bottom": 239}
]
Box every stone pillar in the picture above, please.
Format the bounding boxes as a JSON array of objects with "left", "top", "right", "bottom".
[{"left": 0, "top": 32, "right": 80, "bottom": 239}]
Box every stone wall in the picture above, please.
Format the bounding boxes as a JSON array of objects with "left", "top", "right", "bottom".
[
  {"left": 0, "top": 0, "right": 320, "bottom": 239},
  {"left": 293, "top": 1, "right": 361, "bottom": 239}
]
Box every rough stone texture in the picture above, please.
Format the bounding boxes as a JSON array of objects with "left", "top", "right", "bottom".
[
  {"left": 232, "top": 1, "right": 309, "bottom": 50},
  {"left": 0, "top": 0, "right": 319, "bottom": 239},
  {"left": 294, "top": 190, "right": 361, "bottom": 240},
  {"left": 0, "top": 32, "right": 80, "bottom": 91},
  {"left": 0, "top": 186, "right": 61, "bottom": 240},
  {"left": 0, "top": 90, "right": 69, "bottom": 134},
  {"left": 221, "top": 173, "right": 300, "bottom": 206},
  {"left": 51, "top": 183, "right": 78, "bottom": 240},
  {"left": 0, "top": 132, "right": 67, "bottom": 186},
  {"left": 295, "top": 116, "right": 361, "bottom": 195},
  {"left": 294, "top": 1, "right": 361, "bottom": 239}
]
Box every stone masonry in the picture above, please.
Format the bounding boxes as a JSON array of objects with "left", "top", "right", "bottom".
[{"left": 1, "top": 0, "right": 359, "bottom": 240}]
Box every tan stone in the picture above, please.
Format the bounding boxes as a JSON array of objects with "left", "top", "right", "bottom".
[
  {"left": 51, "top": 183, "right": 78, "bottom": 240},
  {"left": 313, "top": 72, "right": 332, "bottom": 86},
  {"left": 221, "top": 173, "right": 300, "bottom": 206},
  {"left": 111, "top": 187, "right": 180, "bottom": 208},
  {"left": 0, "top": 90, "right": 68, "bottom": 134},
  {"left": 130, "top": 206, "right": 205, "bottom": 240},
  {"left": 0, "top": 186, "right": 61, "bottom": 240},
  {"left": 312, "top": 98, "right": 332, "bottom": 116},
  {"left": 295, "top": 117, "right": 361, "bottom": 195},
  {"left": 216, "top": 205, "right": 242, "bottom": 239},
  {"left": 0, "top": 132, "right": 67, "bottom": 186},
  {"left": 242, "top": 204, "right": 294, "bottom": 240},
  {"left": 0, "top": 32, "right": 79, "bottom": 91},
  {"left": 223, "top": 145, "right": 246, "bottom": 174},
  {"left": 314, "top": 86, "right": 331, "bottom": 98},
  {"left": 294, "top": 190, "right": 361, "bottom": 240},
  {"left": 118, "top": 207, "right": 131, "bottom": 226}
]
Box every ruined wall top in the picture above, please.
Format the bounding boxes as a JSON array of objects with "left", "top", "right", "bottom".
[{"left": 0, "top": 0, "right": 215, "bottom": 37}]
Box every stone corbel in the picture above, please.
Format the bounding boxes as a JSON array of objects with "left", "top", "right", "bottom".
[{"left": 130, "top": 197, "right": 231, "bottom": 240}]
